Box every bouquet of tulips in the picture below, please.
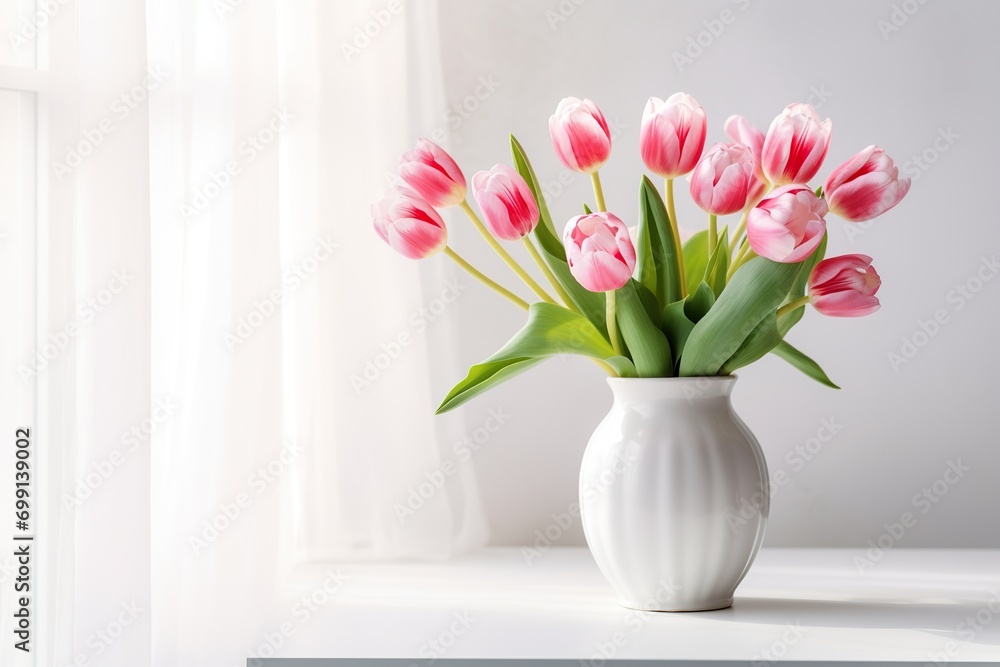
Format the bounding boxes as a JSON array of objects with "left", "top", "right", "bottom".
[{"left": 372, "top": 95, "right": 910, "bottom": 413}]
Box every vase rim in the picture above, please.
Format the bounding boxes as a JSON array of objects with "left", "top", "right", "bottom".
[{"left": 607, "top": 375, "right": 738, "bottom": 384}]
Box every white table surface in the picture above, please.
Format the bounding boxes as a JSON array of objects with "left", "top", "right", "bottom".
[{"left": 280, "top": 547, "right": 1000, "bottom": 664}]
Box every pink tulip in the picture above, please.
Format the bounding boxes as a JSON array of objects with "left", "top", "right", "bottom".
[
  {"left": 808, "top": 254, "right": 881, "bottom": 317},
  {"left": 724, "top": 114, "right": 769, "bottom": 205},
  {"left": 471, "top": 164, "right": 540, "bottom": 241},
  {"left": 640, "top": 93, "right": 707, "bottom": 179},
  {"left": 824, "top": 145, "right": 911, "bottom": 222},
  {"left": 563, "top": 212, "right": 636, "bottom": 292},
  {"left": 689, "top": 142, "right": 759, "bottom": 216},
  {"left": 548, "top": 97, "right": 612, "bottom": 173},
  {"left": 761, "top": 103, "right": 832, "bottom": 186},
  {"left": 747, "top": 185, "right": 828, "bottom": 263},
  {"left": 398, "top": 138, "right": 467, "bottom": 208},
  {"left": 371, "top": 187, "right": 447, "bottom": 259}
]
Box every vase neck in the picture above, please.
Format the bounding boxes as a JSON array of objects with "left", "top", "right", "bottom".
[{"left": 607, "top": 376, "right": 736, "bottom": 403}]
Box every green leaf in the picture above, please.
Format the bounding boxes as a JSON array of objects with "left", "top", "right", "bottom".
[
  {"left": 704, "top": 227, "right": 729, "bottom": 298},
  {"left": 720, "top": 314, "right": 781, "bottom": 374},
  {"left": 680, "top": 257, "right": 803, "bottom": 377},
  {"left": 684, "top": 281, "right": 716, "bottom": 322},
  {"left": 436, "top": 303, "right": 625, "bottom": 413},
  {"left": 615, "top": 280, "right": 673, "bottom": 377},
  {"left": 682, "top": 231, "right": 709, "bottom": 296},
  {"left": 510, "top": 134, "right": 607, "bottom": 335},
  {"left": 583, "top": 203, "right": 593, "bottom": 214},
  {"left": 662, "top": 301, "right": 695, "bottom": 370},
  {"left": 771, "top": 340, "right": 840, "bottom": 389},
  {"left": 778, "top": 232, "right": 828, "bottom": 337},
  {"left": 635, "top": 280, "right": 662, "bottom": 329},
  {"left": 638, "top": 176, "right": 683, "bottom": 306}
]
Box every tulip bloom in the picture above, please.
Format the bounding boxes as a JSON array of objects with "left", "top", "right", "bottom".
[
  {"left": 724, "top": 114, "right": 769, "bottom": 204},
  {"left": 398, "top": 138, "right": 467, "bottom": 208},
  {"left": 747, "top": 185, "right": 828, "bottom": 263},
  {"left": 371, "top": 187, "right": 447, "bottom": 259},
  {"left": 563, "top": 212, "right": 636, "bottom": 292},
  {"left": 824, "top": 145, "right": 911, "bottom": 222},
  {"left": 808, "top": 254, "right": 881, "bottom": 317},
  {"left": 471, "top": 165, "right": 540, "bottom": 240},
  {"left": 548, "top": 97, "right": 612, "bottom": 173},
  {"left": 761, "top": 103, "right": 832, "bottom": 186},
  {"left": 690, "top": 142, "right": 759, "bottom": 216},
  {"left": 640, "top": 93, "right": 707, "bottom": 179}
]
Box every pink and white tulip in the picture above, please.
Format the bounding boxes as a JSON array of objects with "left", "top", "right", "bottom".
[
  {"left": 724, "top": 114, "right": 769, "bottom": 205},
  {"left": 747, "top": 185, "right": 828, "bottom": 263},
  {"left": 761, "top": 103, "right": 832, "bottom": 186},
  {"left": 640, "top": 93, "right": 707, "bottom": 179},
  {"left": 371, "top": 187, "right": 448, "bottom": 259},
  {"left": 824, "top": 145, "right": 911, "bottom": 222},
  {"left": 548, "top": 97, "right": 612, "bottom": 173},
  {"left": 563, "top": 212, "right": 636, "bottom": 292},
  {"left": 689, "top": 142, "right": 760, "bottom": 216},
  {"left": 808, "top": 254, "right": 881, "bottom": 317},
  {"left": 472, "top": 164, "right": 540, "bottom": 240},
  {"left": 398, "top": 138, "right": 467, "bottom": 208}
]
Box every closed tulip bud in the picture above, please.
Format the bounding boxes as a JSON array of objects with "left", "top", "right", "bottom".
[
  {"left": 747, "top": 185, "right": 828, "bottom": 263},
  {"left": 640, "top": 93, "right": 707, "bottom": 179},
  {"left": 689, "top": 142, "right": 760, "bottom": 216},
  {"left": 761, "top": 103, "right": 832, "bottom": 186},
  {"left": 371, "top": 187, "right": 447, "bottom": 259},
  {"left": 548, "top": 97, "right": 612, "bottom": 173},
  {"left": 824, "top": 145, "right": 911, "bottom": 222},
  {"left": 563, "top": 212, "right": 636, "bottom": 292},
  {"left": 398, "top": 138, "right": 467, "bottom": 208},
  {"left": 471, "top": 164, "right": 540, "bottom": 240},
  {"left": 808, "top": 254, "right": 881, "bottom": 317}
]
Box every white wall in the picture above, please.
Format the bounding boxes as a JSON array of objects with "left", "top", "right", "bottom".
[{"left": 429, "top": 0, "right": 1000, "bottom": 547}]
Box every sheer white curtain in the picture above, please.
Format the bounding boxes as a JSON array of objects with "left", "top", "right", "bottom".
[{"left": 41, "top": 1, "right": 488, "bottom": 665}]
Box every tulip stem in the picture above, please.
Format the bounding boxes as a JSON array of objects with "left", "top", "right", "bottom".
[
  {"left": 606, "top": 290, "right": 624, "bottom": 357},
  {"left": 708, "top": 214, "right": 718, "bottom": 257},
  {"left": 664, "top": 179, "right": 687, "bottom": 299},
  {"left": 590, "top": 171, "right": 607, "bottom": 212},
  {"left": 443, "top": 246, "right": 529, "bottom": 311},
  {"left": 522, "top": 236, "right": 576, "bottom": 311},
  {"left": 777, "top": 296, "right": 811, "bottom": 319},
  {"left": 459, "top": 200, "right": 558, "bottom": 305},
  {"left": 727, "top": 242, "right": 757, "bottom": 280},
  {"left": 729, "top": 210, "right": 749, "bottom": 260}
]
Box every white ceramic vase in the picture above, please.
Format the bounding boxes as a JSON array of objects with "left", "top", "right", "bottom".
[{"left": 579, "top": 376, "right": 768, "bottom": 612}]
